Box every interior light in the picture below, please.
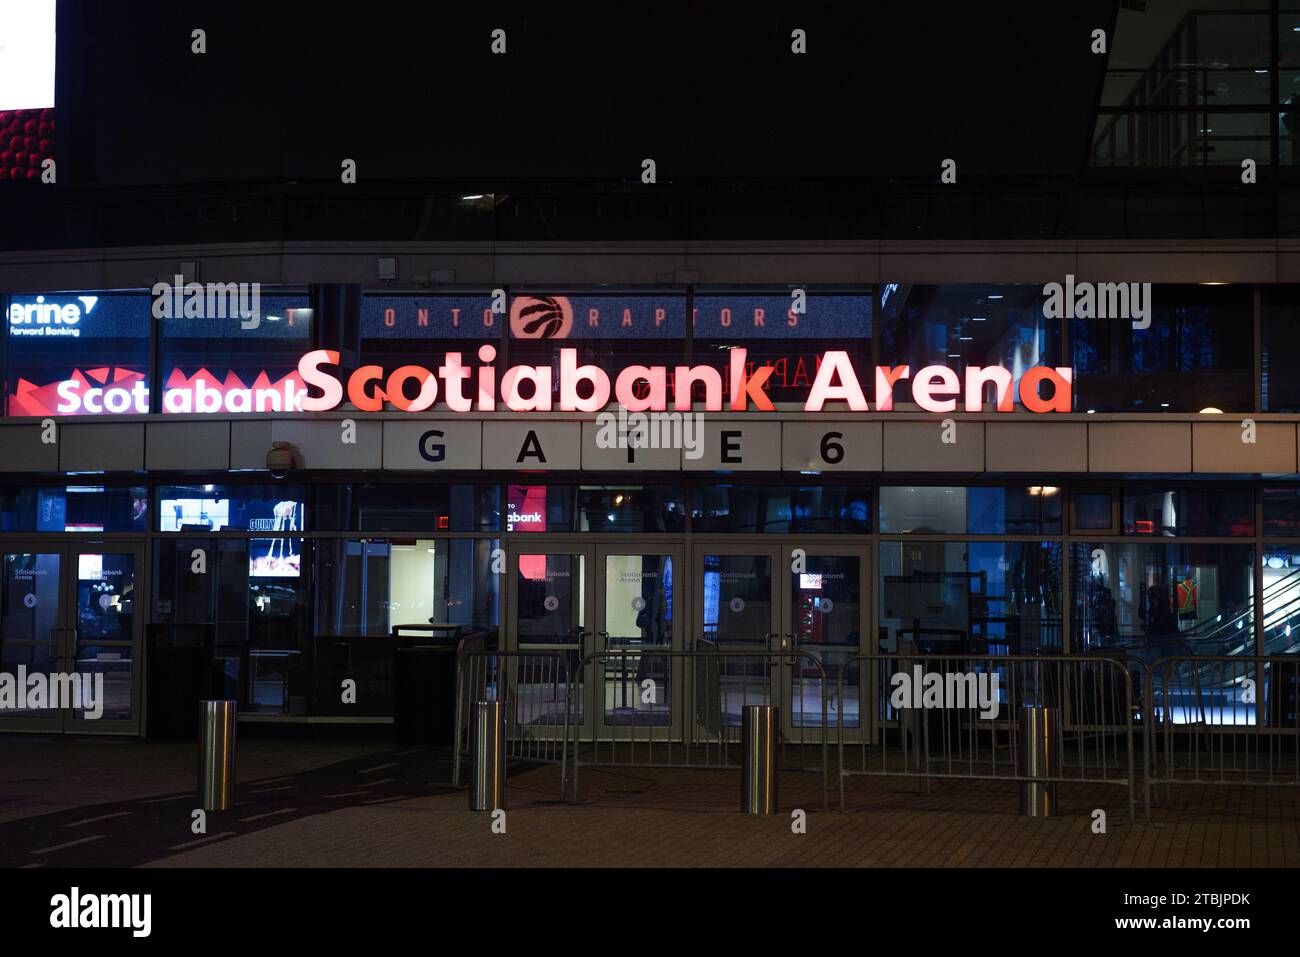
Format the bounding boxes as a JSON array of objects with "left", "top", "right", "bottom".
[
  {"left": 987, "top": 294, "right": 1003, "bottom": 300},
  {"left": 1199, "top": 281, "right": 1229, "bottom": 286},
  {"left": 462, "top": 194, "right": 486, "bottom": 200},
  {"left": 1028, "top": 486, "right": 1042, "bottom": 496},
  {"left": 264, "top": 315, "right": 281, "bottom": 322},
  {"left": 1199, "top": 407, "right": 1224, "bottom": 414},
  {"left": 1041, "top": 486, "right": 1059, "bottom": 496},
  {"left": 1086, "top": 409, "right": 1096, "bottom": 414},
  {"left": 1160, "top": 403, "right": 1170, "bottom": 408}
]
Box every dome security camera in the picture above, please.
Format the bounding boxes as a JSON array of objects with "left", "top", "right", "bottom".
[{"left": 266, "top": 441, "right": 295, "bottom": 479}]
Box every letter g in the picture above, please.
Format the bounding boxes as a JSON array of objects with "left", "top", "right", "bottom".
[{"left": 419, "top": 429, "right": 446, "bottom": 463}]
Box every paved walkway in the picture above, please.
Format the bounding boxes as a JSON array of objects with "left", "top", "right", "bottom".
[{"left": 0, "top": 737, "right": 1295, "bottom": 867}]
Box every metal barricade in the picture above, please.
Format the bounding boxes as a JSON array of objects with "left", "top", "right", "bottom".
[
  {"left": 837, "top": 653, "right": 1137, "bottom": 820},
  {"left": 567, "top": 645, "right": 829, "bottom": 810},
  {"left": 1145, "top": 655, "right": 1300, "bottom": 810},
  {"left": 452, "top": 649, "right": 575, "bottom": 800}
]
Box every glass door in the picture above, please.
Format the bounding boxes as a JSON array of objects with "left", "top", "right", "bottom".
[
  {"left": 594, "top": 547, "right": 682, "bottom": 735},
  {"left": 66, "top": 544, "right": 142, "bottom": 732},
  {"left": 0, "top": 546, "right": 65, "bottom": 732},
  {"left": 506, "top": 544, "right": 594, "bottom": 735},
  {"left": 787, "top": 547, "right": 870, "bottom": 740},
  {"left": 692, "top": 545, "right": 782, "bottom": 731},
  {"left": 0, "top": 542, "right": 143, "bottom": 734}
]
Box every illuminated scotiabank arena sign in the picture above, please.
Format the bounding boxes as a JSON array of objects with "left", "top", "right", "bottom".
[
  {"left": 297, "top": 347, "right": 1073, "bottom": 414},
  {"left": 30, "top": 347, "right": 1072, "bottom": 415}
]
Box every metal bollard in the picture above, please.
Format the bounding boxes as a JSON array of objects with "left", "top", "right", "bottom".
[
  {"left": 198, "top": 699, "right": 237, "bottom": 811},
  {"left": 469, "top": 700, "right": 506, "bottom": 811},
  {"left": 1019, "top": 705, "right": 1059, "bottom": 817},
  {"left": 741, "top": 704, "right": 779, "bottom": 815}
]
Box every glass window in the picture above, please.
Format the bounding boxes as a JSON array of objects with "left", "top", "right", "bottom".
[
  {"left": 1262, "top": 286, "right": 1300, "bottom": 411},
  {"left": 1071, "top": 285, "right": 1253, "bottom": 412},
  {"left": 0, "top": 486, "right": 147, "bottom": 532},
  {"left": 507, "top": 291, "right": 687, "bottom": 406},
  {"left": 1262, "top": 546, "right": 1300, "bottom": 654},
  {"left": 507, "top": 485, "right": 687, "bottom": 533},
  {"left": 315, "top": 538, "right": 500, "bottom": 637},
  {"left": 692, "top": 289, "right": 872, "bottom": 405},
  {"left": 1073, "top": 491, "right": 1115, "bottom": 531},
  {"left": 360, "top": 292, "right": 498, "bottom": 402},
  {"left": 879, "top": 284, "right": 1056, "bottom": 410},
  {"left": 152, "top": 536, "right": 311, "bottom": 714},
  {"left": 315, "top": 484, "right": 500, "bottom": 532},
  {"left": 6, "top": 291, "right": 150, "bottom": 416},
  {"left": 878, "top": 486, "right": 964, "bottom": 534},
  {"left": 159, "top": 291, "right": 312, "bottom": 414},
  {"left": 879, "top": 540, "right": 1062, "bottom": 654},
  {"left": 1122, "top": 488, "right": 1253, "bottom": 537},
  {"left": 156, "top": 485, "right": 307, "bottom": 534},
  {"left": 692, "top": 486, "right": 869, "bottom": 533},
  {"left": 1071, "top": 543, "right": 1255, "bottom": 660},
  {"left": 1264, "top": 486, "right": 1300, "bottom": 537},
  {"left": 967, "top": 486, "right": 1062, "bottom": 534}
]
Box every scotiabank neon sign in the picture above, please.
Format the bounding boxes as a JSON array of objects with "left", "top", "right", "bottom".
[{"left": 297, "top": 347, "right": 1072, "bottom": 413}]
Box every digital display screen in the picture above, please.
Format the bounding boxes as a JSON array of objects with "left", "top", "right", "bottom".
[
  {"left": 160, "top": 497, "right": 231, "bottom": 533},
  {"left": 0, "top": 0, "right": 55, "bottom": 111},
  {"left": 0, "top": 0, "right": 56, "bottom": 183},
  {"left": 249, "top": 538, "right": 301, "bottom": 579}
]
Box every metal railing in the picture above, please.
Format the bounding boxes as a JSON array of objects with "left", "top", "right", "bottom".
[
  {"left": 836, "top": 653, "right": 1138, "bottom": 820},
  {"left": 1145, "top": 655, "right": 1300, "bottom": 810},
  {"left": 447, "top": 644, "right": 1300, "bottom": 818},
  {"left": 566, "top": 642, "right": 830, "bottom": 809},
  {"left": 452, "top": 649, "right": 575, "bottom": 800}
]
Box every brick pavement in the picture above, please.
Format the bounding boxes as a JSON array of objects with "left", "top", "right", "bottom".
[{"left": 0, "top": 737, "right": 1295, "bottom": 867}]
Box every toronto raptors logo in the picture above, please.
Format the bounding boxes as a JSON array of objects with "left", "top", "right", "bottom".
[{"left": 510, "top": 295, "right": 573, "bottom": 339}]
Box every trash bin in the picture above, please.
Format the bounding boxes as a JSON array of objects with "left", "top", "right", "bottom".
[
  {"left": 393, "top": 644, "right": 459, "bottom": 745},
  {"left": 147, "top": 623, "right": 215, "bottom": 741}
]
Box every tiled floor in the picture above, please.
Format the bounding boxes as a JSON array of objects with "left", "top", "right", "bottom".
[{"left": 0, "top": 737, "right": 1295, "bottom": 868}]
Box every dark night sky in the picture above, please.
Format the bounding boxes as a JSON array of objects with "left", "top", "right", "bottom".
[{"left": 56, "top": 1, "right": 1116, "bottom": 187}]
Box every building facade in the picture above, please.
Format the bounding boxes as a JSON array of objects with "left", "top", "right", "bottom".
[{"left": 0, "top": 239, "right": 1297, "bottom": 736}]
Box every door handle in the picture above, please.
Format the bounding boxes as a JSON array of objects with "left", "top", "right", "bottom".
[
  {"left": 47, "top": 625, "right": 63, "bottom": 658},
  {"left": 66, "top": 626, "right": 79, "bottom": 666}
]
